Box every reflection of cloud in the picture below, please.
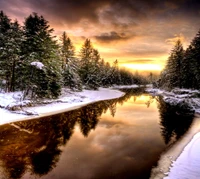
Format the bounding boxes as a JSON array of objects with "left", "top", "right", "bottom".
[{"left": 50, "top": 96, "right": 164, "bottom": 178}]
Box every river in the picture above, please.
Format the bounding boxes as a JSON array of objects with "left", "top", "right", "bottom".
[{"left": 0, "top": 88, "right": 195, "bottom": 179}]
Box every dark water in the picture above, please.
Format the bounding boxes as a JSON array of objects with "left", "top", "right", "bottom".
[{"left": 0, "top": 88, "right": 195, "bottom": 179}]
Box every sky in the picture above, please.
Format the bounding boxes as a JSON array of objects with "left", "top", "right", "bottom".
[{"left": 0, "top": 0, "right": 200, "bottom": 73}]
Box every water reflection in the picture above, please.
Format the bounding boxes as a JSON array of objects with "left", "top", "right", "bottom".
[
  {"left": 0, "top": 88, "right": 195, "bottom": 179},
  {"left": 0, "top": 88, "right": 141, "bottom": 179},
  {"left": 157, "top": 96, "right": 194, "bottom": 145}
]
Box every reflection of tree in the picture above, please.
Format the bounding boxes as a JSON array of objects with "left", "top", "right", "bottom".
[
  {"left": 145, "top": 96, "right": 155, "bottom": 108},
  {"left": 0, "top": 100, "right": 113, "bottom": 178},
  {"left": 78, "top": 105, "right": 98, "bottom": 137},
  {"left": 0, "top": 87, "right": 146, "bottom": 178},
  {"left": 60, "top": 112, "right": 77, "bottom": 145},
  {"left": 77, "top": 87, "right": 147, "bottom": 136},
  {"left": 109, "top": 103, "right": 117, "bottom": 117},
  {"left": 78, "top": 100, "right": 116, "bottom": 136},
  {"left": 158, "top": 96, "right": 194, "bottom": 144},
  {"left": 2, "top": 149, "right": 27, "bottom": 179},
  {"left": 117, "top": 87, "right": 146, "bottom": 105},
  {"left": 31, "top": 147, "right": 61, "bottom": 176},
  {"left": 0, "top": 112, "right": 77, "bottom": 179}
]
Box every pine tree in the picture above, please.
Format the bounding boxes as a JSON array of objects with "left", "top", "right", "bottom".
[
  {"left": 0, "top": 11, "right": 23, "bottom": 92},
  {"left": 181, "top": 46, "right": 197, "bottom": 89},
  {"left": 90, "top": 49, "right": 101, "bottom": 86},
  {"left": 98, "top": 59, "right": 108, "bottom": 86},
  {"left": 0, "top": 11, "right": 12, "bottom": 91},
  {"left": 22, "top": 13, "right": 62, "bottom": 99},
  {"left": 61, "top": 31, "right": 75, "bottom": 69},
  {"left": 61, "top": 32, "right": 82, "bottom": 90},
  {"left": 91, "top": 49, "right": 101, "bottom": 76},
  {"left": 9, "top": 20, "right": 24, "bottom": 92},
  {"left": 99, "top": 60, "right": 118, "bottom": 87},
  {"left": 110, "top": 59, "right": 121, "bottom": 85},
  {"left": 182, "top": 30, "right": 200, "bottom": 89},
  {"left": 159, "top": 40, "right": 184, "bottom": 90},
  {"left": 119, "top": 68, "right": 134, "bottom": 85},
  {"left": 79, "top": 39, "right": 99, "bottom": 89}
]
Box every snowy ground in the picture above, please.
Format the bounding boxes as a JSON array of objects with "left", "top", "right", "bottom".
[
  {"left": 147, "top": 87, "right": 200, "bottom": 179},
  {"left": 0, "top": 87, "right": 124, "bottom": 125},
  {"left": 164, "top": 132, "right": 200, "bottom": 179},
  {"left": 147, "top": 87, "right": 200, "bottom": 112}
]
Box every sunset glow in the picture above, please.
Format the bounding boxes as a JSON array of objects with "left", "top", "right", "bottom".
[
  {"left": 121, "top": 63, "right": 163, "bottom": 72},
  {"left": 1, "top": 0, "right": 199, "bottom": 74}
]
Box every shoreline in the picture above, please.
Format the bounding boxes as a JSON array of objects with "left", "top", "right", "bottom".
[
  {"left": 1, "top": 87, "right": 125, "bottom": 125},
  {"left": 147, "top": 87, "right": 200, "bottom": 179},
  {"left": 1, "top": 86, "right": 200, "bottom": 178},
  {"left": 150, "top": 116, "right": 200, "bottom": 179}
]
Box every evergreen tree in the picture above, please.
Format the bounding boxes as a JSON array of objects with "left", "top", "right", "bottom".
[
  {"left": 79, "top": 39, "right": 99, "bottom": 89},
  {"left": 182, "top": 30, "right": 200, "bottom": 89},
  {"left": 22, "top": 13, "right": 62, "bottom": 99},
  {"left": 119, "top": 68, "right": 134, "bottom": 85},
  {"left": 61, "top": 31, "right": 75, "bottom": 69},
  {"left": 0, "top": 11, "right": 12, "bottom": 91},
  {"left": 90, "top": 49, "right": 101, "bottom": 86},
  {"left": 101, "top": 61, "right": 112, "bottom": 86},
  {"left": 110, "top": 59, "right": 121, "bottom": 85},
  {"left": 98, "top": 59, "right": 110, "bottom": 86},
  {"left": 181, "top": 46, "right": 197, "bottom": 89},
  {"left": 61, "top": 32, "right": 82, "bottom": 90},
  {"left": 100, "top": 59, "right": 122, "bottom": 86},
  {"left": 159, "top": 40, "right": 184, "bottom": 90},
  {"left": 0, "top": 11, "right": 23, "bottom": 92},
  {"left": 9, "top": 21, "right": 24, "bottom": 92},
  {"left": 91, "top": 49, "right": 101, "bottom": 76},
  {"left": 160, "top": 30, "right": 200, "bottom": 90}
]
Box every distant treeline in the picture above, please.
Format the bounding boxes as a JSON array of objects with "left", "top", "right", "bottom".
[
  {"left": 0, "top": 11, "right": 148, "bottom": 99},
  {"left": 158, "top": 29, "right": 200, "bottom": 90}
]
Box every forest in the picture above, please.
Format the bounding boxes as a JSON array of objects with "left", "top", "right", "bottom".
[
  {"left": 158, "top": 29, "right": 200, "bottom": 91},
  {"left": 1, "top": 10, "right": 199, "bottom": 101},
  {"left": 0, "top": 11, "right": 147, "bottom": 100}
]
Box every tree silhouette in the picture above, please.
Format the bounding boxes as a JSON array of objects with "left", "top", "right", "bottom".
[{"left": 159, "top": 40, "right": 184, "bottom": 90}]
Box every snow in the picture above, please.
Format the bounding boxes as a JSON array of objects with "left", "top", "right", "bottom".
[
  {"left": 30, "top": 61, "right": 44, "bottom": 69},
  {"left": 112, "top": 84, "right": 140, "bottom": 89},
  {"left": 0, "top": 91, "right": 29, "bottom": 108},
  {"left": 164, "top": 132, "right": 200, "bottom": 179},
  {"left": 147, "top": 87, "right": 200, "bottom": 179},
  {"left": 0, "top": 87, "right": 124, "bottom": 125},
  {"left": 146, "top": 87, "right": 200, "bottom": 112}
]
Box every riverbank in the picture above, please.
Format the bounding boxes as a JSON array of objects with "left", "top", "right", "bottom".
[
  {"left": 1, "top": 86, "right": 200, "bottom": 179},
  {"left": 0, "top": 87, "right": 125, "bottom": 125},
  {"left": 146, "top": 88, "right": 200, "bottom": 113},
  {"left": 147, "top": 87, "right": 200, "bottom": 179}
]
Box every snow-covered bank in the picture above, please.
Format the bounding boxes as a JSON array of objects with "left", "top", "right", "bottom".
[
  {"left": 150, "top": 117, "right": 200, "bottom": 179},
  {"left": 147, "top": 87, "right": 200, "bottom": 179},
  {"left": 0, "top": 88, "right": 125, "bottom": 125},
  {"left": 112, "top": 84, "right": 141, "bottom": 89},
  {"left": 146, "top": 88, "right": 200, "bottom": 113},
  {"left": 164, "top": 131, "right": 200, "bottom": 179}
]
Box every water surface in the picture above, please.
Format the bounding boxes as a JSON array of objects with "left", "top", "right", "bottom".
[{"left": 0, "top": 88, "right": 194, "bottom": 179}]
